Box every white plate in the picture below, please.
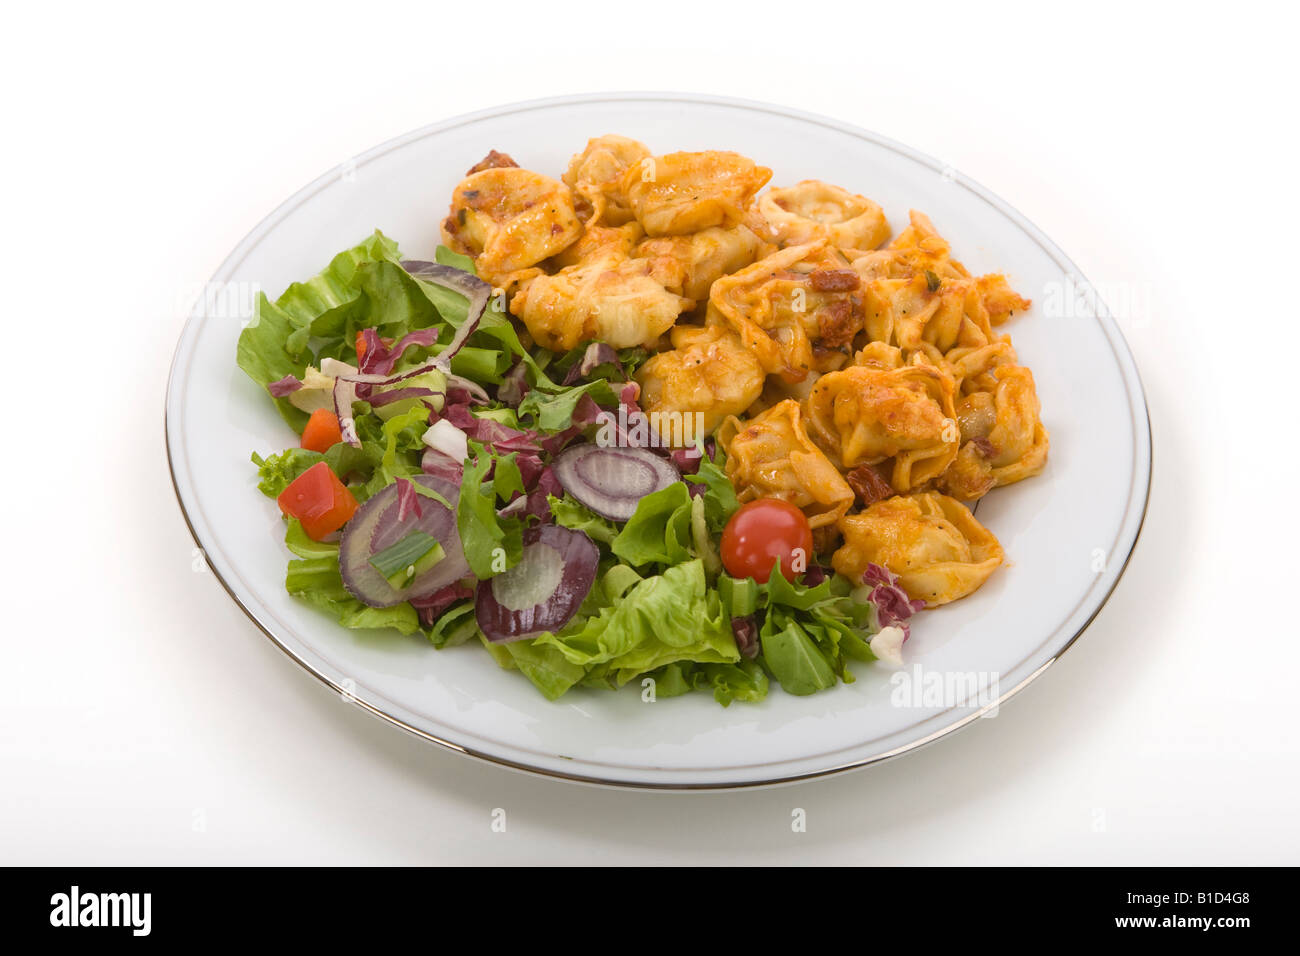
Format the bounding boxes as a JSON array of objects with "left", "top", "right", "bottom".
[{"left": 166, "top": 93, "right": 1150, "bottom": 789}]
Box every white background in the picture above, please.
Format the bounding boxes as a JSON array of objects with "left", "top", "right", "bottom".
[{"left": 3, "top": 0, "right": 1295, "bottom": 864}]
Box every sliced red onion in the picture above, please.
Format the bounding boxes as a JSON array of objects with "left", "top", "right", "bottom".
[
  {"left": 475, "top": 525, "right": 599, "bottom": 643},
  {"left": 338, "top": 474, "right": 469, "bottom": 608},
  {"left": 551, "top": 443, "right": 680, "bottom": 521}
]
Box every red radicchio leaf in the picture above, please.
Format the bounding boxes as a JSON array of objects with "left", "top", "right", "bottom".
[
  {"left": 410, "top": 582, "right": 474, "bottom": 628},
  {"left": 267, "top": 374, "right": 304, "bottom": 397},
  {"left": 863, "top": 562, "right": 925, "bottom": 637},
  {"left": 358, "top": 327, "right": 440, "bottom": 376},
  {"left": 731, "top": 615, "right": 760, "bottom": 659},
  {"left": 394, "top": 478, "right": 423, "bottom": 522},
  {"left": 562, "top": 342, "right": 620, "bottom": 386},
  {"left": 497, "top": 360, "right": 530, "bottom": 406},
  {"left": 421, "top": 448, "right": 465, "bottom": 484},
  {"left": 670, "top": 446, "right": 703, "bottom": 474}
]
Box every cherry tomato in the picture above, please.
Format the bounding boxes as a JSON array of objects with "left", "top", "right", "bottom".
[{"left": 720, "top": 498, "right": 814, "bottom": 584}]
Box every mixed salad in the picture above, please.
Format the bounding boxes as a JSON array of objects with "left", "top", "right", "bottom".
[{"left": 237, "top": 231, "right": 918, "bottom": 705}]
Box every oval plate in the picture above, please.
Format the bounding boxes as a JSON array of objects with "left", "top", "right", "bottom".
[{"left": 166, "top": 93, "right": 1150, "bottom": 789}]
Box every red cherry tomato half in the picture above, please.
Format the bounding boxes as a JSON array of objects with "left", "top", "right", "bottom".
[{"left": 720, "top": 498, "right": 814, "bottom": 584}]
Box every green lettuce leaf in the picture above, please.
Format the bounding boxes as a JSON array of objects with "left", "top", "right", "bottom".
[
  {"left": 549, "top": 494, "right": 619, "bottom": 545},
  {"left": 685, "top": 443, "right": 740, "bottom": 532},
  {"left": 759, "top": 608, "right": 838, "bottom": 696},
  {"left": 236, "top": 230, "right": 403, "bottom": 429},
  {"left": 534, "top": 560, "right": 739, "bottom": 687},
  {"left": 611, "top": 482, "right": 694, "bottom": 567},
  {"left": 517, "top": 378, "right": 617, "bottom": 432},
  {"left": 456, "top": 442, "right": 524, "bottom": 578},
  {"left": 650, "top": 659, "right": 769, "bottom": 706}
]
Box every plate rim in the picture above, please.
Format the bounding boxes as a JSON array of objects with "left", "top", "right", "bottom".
[{"left": 165, "top": 91, "right": 1153, "bottom": 791}]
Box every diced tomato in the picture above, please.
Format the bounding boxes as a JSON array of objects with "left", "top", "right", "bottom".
[
  {"left": 300, "top": 408, "right": 343, "bottom": 453},
  {"left": 277, "top": 462, "right": 358, "bottom": 540}
]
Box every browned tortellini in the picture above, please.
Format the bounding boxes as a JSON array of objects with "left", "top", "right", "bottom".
[
  {"left": 562, "top": 135, "right": 651, "bottom": 226},
  {"left": 634, "top": 224, "right": 772, "bottom": 302},
  {"left": 441, "top": 167, "right": 583, "bottom": 284},
  {"left": 942, "top": 338, "right": 1018, "bottom": 395},
  {"left": 709, "top": 241, "right": 863, "bottom": 383},
  {"left": 803, "top": 363, "right": 959, "bottom": 492},
  {"left": 831, "top": 493, "right": 1004, "bottom": 606},
  {"left": 622, "top": 151, "right": 772, "bottom": 237},
  {"left": 851, "top": 211, "right": 1031, "bottom": 363},
  {"left": 939, "top": 365, "right": 1049, "bottom": 500},
  {"left": 718, "top": 400, "right": 854, "bottom": 529},
  {"left": 549, "top": 221, "right": 644, "bottom": 270},
  {"left": 754, "top": 180, "right": 890, "bottom": 251},
  {"left": 635, "top": 324, "right": 765, "bottom": 443},
  {"left": 853, "top": 341, "right": 906, "bottom": 370},
  {"left": 509, "top": 251, "right": 689, "bottom": 351}
]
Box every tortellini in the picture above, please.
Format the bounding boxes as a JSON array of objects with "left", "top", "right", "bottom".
[
  {"left": 562, "top": 135, "right": 651, "bottom": 226},
  {"left": 634, "top": 224, "right": 772, "bottom": 302},
  {"left": 441, "top": 140, "right": 1048, "bottom": 611},
  {"left": 509, "top": 251, "right": 689, "bottom": 351},
  {"left": 622, "top": 151, "right": 772, "bottom": 237},
  {"left": 718, "top": 400, "right": 854, "bottom": 530},
  {"left": 635, "top": 324, "right": 765, "bottom": 443},
  {"left": 709, "top": 241, "right": 864, "bottom": 382},
  {"left": 803, "top": 363, "right": 959, "bottom": 492},
  {"left": 754, "top": 180, "right": 890, "bottom": 252},
  {"left": 549, "top": 221, "right": 644, "bottom": 270},
  {"left": 831, "top": 493, "right": 1004, "bottom": 606},
  {"left": 851, "top": 211, "right": 1031, "bottom": 364},
  {"left": 938, "top": 364, "right": 1048, "bottom": 500},
  {"left": 441, "top": 167, "right": 582, "bottom": 284}
]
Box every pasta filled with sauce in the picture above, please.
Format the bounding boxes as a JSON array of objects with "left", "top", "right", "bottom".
[
  {"left": 441, "top": 138, "right": 1049, "bottom": 613},
  {"left": 708, "top": 241, "right": 864, "bottom": 383},
  {"left": 718, "top": 400, "right": 854, "bottom": 530},
  {"left": 754, "top": 180, "right": 891, "bottom": 252},
  {"left": 803, "top": 362, "right": 959, "bottom": 492},
  {"left": 832, "top": 493, "right": 1004, "bottom": 606}
]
